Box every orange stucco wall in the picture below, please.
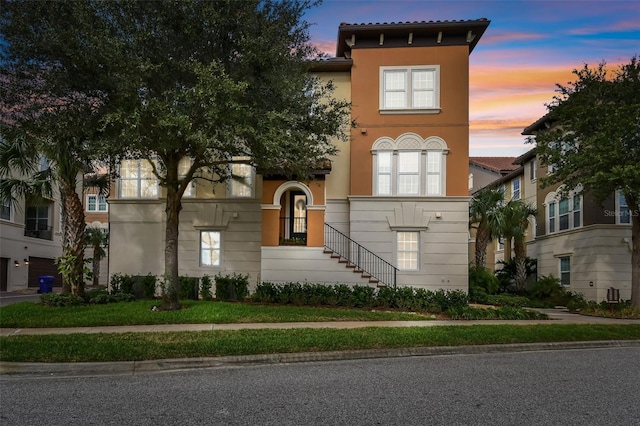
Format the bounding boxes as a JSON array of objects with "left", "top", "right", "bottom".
[
  {"left": 261, "top": 179, "right": 326, "bottom": 247},
  {"left": 349, "top": 45, "right": 470, "bottom": 196}
]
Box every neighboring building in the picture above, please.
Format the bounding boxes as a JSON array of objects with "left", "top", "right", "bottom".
[
  {"left": 476, "top": 117, "right": 633, "bottom": 302},
  {"left": 83, "top": 185, "right": 110, "bottom": 287},
  {"left": 0, "top": 165, "right": 64, "bottom": 291},
  {"left": 468, "top": 157, "right": 518, "bottom": 194},
  {"left": 108, "top": 19, "right": 491, "bottom": 293}
]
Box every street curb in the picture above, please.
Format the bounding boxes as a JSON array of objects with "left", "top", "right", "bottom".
[{"left": 2, "top": 340, "right": 639, "bottom": 378}]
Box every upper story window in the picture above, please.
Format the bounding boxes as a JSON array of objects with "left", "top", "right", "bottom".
[
  {"left": 545, "top": 188, "right": 582, "bottom": 234},
  {"left": 530, "top": 159, "right": 537, "bottom": 181},
  {"left": 119, "top": 159, "right": 158, "bottom": 199},
  {"left": 229, "top": 157, "right": 253, "bottom": 198},
  {"left": 380, "top": 66, "right": 440, "bottom": 113},
  {"left": 87, "top": 195, "right": 108, "bottom": 212},
  {"left": 178, "top": 157, "right": 194, "bottom": 197},
  {"left": 0, "top": 200, "right": 10, "bottom": 221},
  {"left": 372, "top": 133, "right": 448, "bottom": 197},
  {"left": 512, "top": 178, "right": 521, "bottom": 200}
]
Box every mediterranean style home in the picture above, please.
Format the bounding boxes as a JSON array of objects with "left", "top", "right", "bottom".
[
  {"left": 107, "top": 19, "right": 491, "bottom": 292},
  {"left": 0, "top": 164, "right": 64, "bottom": 291},
  {"left": 476, "top": 115, "right": 634, "bottom": 302}
]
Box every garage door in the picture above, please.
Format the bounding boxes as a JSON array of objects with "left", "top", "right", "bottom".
[{"left": 27, "top": 257, "right": 62, "bottom": 288}]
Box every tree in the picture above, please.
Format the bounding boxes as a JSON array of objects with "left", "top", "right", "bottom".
[
  {"left": 470, "top": 188, "right": 505, "bottom": 268},
  {"left": 500, "top": 199, "right": 537, "bottom": 292},
  {"left": 1, "top": 1, "right": 351, "bottom": 309},
  {"left": 85, "top": 227, "right": 108, "bottom": 288},
  {"left": 531, "top": 57, "right": 640, "bottom": 309}
]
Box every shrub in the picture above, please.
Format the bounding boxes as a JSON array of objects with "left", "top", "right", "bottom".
[
  {"left": 215, "top": 273, "right": 249, "bottom": 302},
  {"left": 484, "top": 294, "right": 532, "bottom": 308},
  {"left": 251, "top": 282, "right": 279, "bottom": 304},
  {"left": 140, "top": 274, "right": 157, "bottom": 299},
  {"left": 179, "top": 276, "right": 200, "bottom": 300},
  {"left": 200, "top": 275, "right": 213, "bottom": 300},
  {"left": 495, "top": 257, "right": 537, "bottom": 294},
  {"left": 351, "top": 285, "right": 376, "bottom": 308},
  {"left": 469, "top": 266, "right": 500, "bottom": 302},
  {"left": 40, "top": 293, "right": 84, "bottom": 307},
  {"left": 529, "top": 275, "right": 565, "bottom": 302},
  {"left": 110, "top": 273, "right": 134, "bottom": 295}
]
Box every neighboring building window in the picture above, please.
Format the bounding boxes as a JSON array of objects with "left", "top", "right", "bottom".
[
  {"left": 229, "top": 157, "right": 253, "bottom": 198},
  {"left": 120, "top": 159, "right": 158, "bottom": 198},
  {"left": 397, "top": 151, "right": 420, "bottom": 195},
  {"left": 617, "top": 191, "right": 631, "bottom": 224},
  {"left": 0, "top": 201, "right": 10, "bottom": 220},
  {"left": 512, "top": 178, "right": 521, "bottom": 200},
  {"left": 530, "top": 159, "right": 537, "bottom": 181},
  {"left": 468, "top": 173, "right": 473, "bottom": 191},
  {"left": 87, "top": 195, "right": 108, "bottom": 212},
  {"left": 380, "top": 66, "right": 439, "bottom": 111},
  {"left": 497, "top": 237, "right": 504, "bottom": 252},
  {"left": 200, "top": 231, "right": 221, "bottom": 267},
  {"left": 397, "top": 231, "right": 419, "bottom": 271},
  {"left": 559, "top": 256, "right": 571, "bottom": 286},
  {"left": 546, "top": 191, "right": 582, "bottom": 234},
  {"left": 548, "top": 201, "right": 556, "bottom": 233}
]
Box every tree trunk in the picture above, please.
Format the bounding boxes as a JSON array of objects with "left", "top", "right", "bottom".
[
  {"left": 92, "top": 248, "right": 101, "bottom": 287},
  {"left": 631, "top": 206, "right": 639, "bottom": 310},
  {"left": 475, "top": 224, "right": 489, "bottom": 268},
  {"left": 162, "top": 186, "right": 182, "bottom": 310},
  {"left": 61, "top": 185, "right": 86, "bottom": 298},
  {"left": 514, "top": 238, "right": 528, "bottom": 293},
  {"left": 504, "top": 237, "right": 512, "bottom": 263}
]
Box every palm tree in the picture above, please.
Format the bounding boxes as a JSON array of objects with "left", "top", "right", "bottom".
[
  {"left": 500, "top": 199, "right": 537, "bottom": 292},
  {"left": 470, "top": 188, "right": 505, "bottom": 268},
  {"left": 85, "top": 227, "right": 108, "bottom": 288}
]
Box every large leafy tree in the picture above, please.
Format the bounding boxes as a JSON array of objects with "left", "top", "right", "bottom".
[
  {"left": 532, "top": 57, "right": 640, "bottom": 308},
  {"left": 2, "top": 0, "right": 351, "bottom": 309},
  {"left": 469, "top": 188, "right": 505, "bottom": 268}
]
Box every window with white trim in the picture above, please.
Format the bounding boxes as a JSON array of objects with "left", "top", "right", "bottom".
[
  {"left": 530, "top": 159, "right": 537, "bottom": 181},
  {"left": 397, "top": 231, "right": 419, "bottom": 271},
  {"left": 229, "top": 157, "right": 253, "bottom": 198},
  {"left": 512, "top": 178, "right": 521, "bottom": 200},
  {"left": 87, "top": 195, "right": 108, "bottom": 212},
  {"left": 200, "top": 231, "right": 221, "bottom": 267},
  {"left": 559, "top": 256, "right": 571, "bottom": 286},
  {"left": 372, "top": 134, "right": 447, "bottom": 197},
  {"left": 380, "top": 66, "right": 439, "bottom": 111},
  {"left": 119, "top": 159, "right": 158, "bottom": 198},
  {"left": 546, "top": 190, "right": 582, "bottom": 234}
]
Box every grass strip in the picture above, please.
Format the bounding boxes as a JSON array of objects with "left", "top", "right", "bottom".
[
  {"left": 0, "top": 301, "right": 432, "bottom": 328},
  {"left": 1, "top": 324, "right": 639, "bottom": 363}
]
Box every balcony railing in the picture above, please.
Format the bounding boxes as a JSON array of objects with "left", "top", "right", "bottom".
[
  {"left": 279, "top": 217, "right": 307, "bottom": 245},
  {"left": 24, "top": 225, "right": 53, "bottom": 240},
  {"left": 324, "top": 223, "right": 397, "bottom": 288}
]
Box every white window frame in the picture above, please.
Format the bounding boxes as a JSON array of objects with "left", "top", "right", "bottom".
[
  {"left": 512, "top": 178, "right": 521, "bottom": 201},
  {"left": 559, "top": 256, "right": 571, "bottom": 286},
  {"left": 178, "top": 157, "right": 195, "bottom": 198},
  {"left": 119, "top": 159, "right": 158, "bottom": 199},
  {"left": 530, "top": 159, "right": 537, "bottom": 181},
  {"left": 229, "top": 157, "right": 254, "bottom": 198},
  {"left": 379, "top": 65, "right": 440, "bottom": 113},
  {"left": 396, "top": 231, "right": 419, "bottom": 271},
  {"left": 397, "top": 151, "right": 420, "bottom": 196},
  {"left": 86, "top": 194, "right": 108, "bottom": 212},
  {"left": 545, "top": 190, "right": 582, "bottom": 234},
  {"left": 200, "top": 231, "right": 222, "bottom": 267}
]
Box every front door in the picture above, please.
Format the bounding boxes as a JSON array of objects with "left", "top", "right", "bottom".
[{"left": 289, "top": 191, "right": 307, "bottom": 241}]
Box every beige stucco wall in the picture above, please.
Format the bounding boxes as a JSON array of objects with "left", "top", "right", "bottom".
[{"left": 532, "top": 225, "right": 632, "bottom": 301}]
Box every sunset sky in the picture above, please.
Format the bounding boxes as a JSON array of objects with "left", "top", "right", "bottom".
[{"left": 304, "top": 0, "right": 640, "bottom": 156}]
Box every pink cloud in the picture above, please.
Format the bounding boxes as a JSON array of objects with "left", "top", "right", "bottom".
[{"left": 481, "top": 32, "right": 547, "bottom": 45}]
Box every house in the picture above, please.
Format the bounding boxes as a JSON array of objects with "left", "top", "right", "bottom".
[
  {"left": 468, "top": 156, "right": 518, "bottom": 194},
  {"left": 0, "top": 164, "right": 64, "bottom": 291},
  {"left": 476, "top": 116, "right": 633, "bottom": 301},
  {"left": 107, "top": 19, "right": 491, "bottom": 293}
]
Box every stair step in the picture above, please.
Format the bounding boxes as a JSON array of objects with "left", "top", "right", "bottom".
[
  {"left": 323, "top": 249, "right": 333, "bottom": 254},
  {"left": 345, "top": 264, "right": 356, "bottom": 269}
]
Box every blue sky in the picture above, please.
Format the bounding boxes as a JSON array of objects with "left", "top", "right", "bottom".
[{"left": 304, "top": 0, "right": 640, "bottom": 157}]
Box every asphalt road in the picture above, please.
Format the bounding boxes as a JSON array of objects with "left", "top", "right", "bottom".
[{"left": 1, "top": 346, "right": 639, "bottom": 425}]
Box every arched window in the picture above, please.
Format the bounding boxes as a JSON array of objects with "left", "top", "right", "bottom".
[
  {"left": 544, "top": 186, "right": 582, "bottom": 234},
  {"left": 371, "top": 133, "right": 448, "bottom": 197}
]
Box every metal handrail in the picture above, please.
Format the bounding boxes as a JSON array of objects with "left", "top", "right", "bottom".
[{"left": 324, "top": 223, "right": 397, "bottom": 288}]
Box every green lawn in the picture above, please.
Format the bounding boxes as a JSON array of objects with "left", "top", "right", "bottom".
[
  {"left": 0, "top": 300, "right": 432, "bottom": 328},
  {"left": 2, "top": 324, "right": 639, "bottom": 362}
]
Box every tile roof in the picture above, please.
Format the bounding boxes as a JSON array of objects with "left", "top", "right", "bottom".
[{"left": 469, "top": 157, "right": 518, "bottom": 173}]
